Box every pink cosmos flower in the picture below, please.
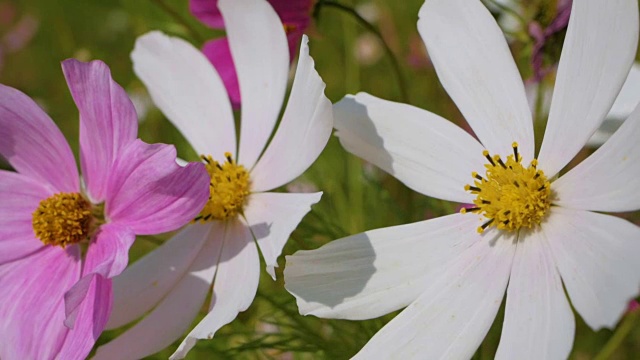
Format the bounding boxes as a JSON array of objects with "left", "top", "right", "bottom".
[
  {"left": 0, "top": 59, "right": 210, "bottom": 359},
  {"left": 190, "top": 0, "right": 312, "bottom": 107}
]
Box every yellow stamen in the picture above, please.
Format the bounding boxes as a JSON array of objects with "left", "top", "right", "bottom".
[
  {"left": 462, "top": 143, "right": 552, "bottom": 234},
  {"left": 32, "top": 192, "right": 93, "bottom": 247},
  {"left": 195, "top": 152, "right": 251, "bottom": 222}
]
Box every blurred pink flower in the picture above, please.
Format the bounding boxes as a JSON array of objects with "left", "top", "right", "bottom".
[
  {"left": 0, "top": 60, "right": 209, "bottom": 359},
  {"left": 528, "top": 0, "right": 572, "bottom": 81},
  {"left": 190, "top": 0, "right": 312, "bottom": 108},
  {"left": 0, "top": 2, "right": 38, "bottom": 73}
]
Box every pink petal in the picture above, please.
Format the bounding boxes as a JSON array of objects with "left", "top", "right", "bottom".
[
  {"left": 57, "top": 275, "right": 112, "bottom": 360},
  {"left": 106, "top": 222, "right": 219, "bottom": 330},
  {"left": 0, "top": 170, "right": 51, "bottom": 264},
  {"left": 189, "top": 0, "right": 224, "bottom": 29},
  {"left": 270, "top": 0, "right": 312, "bottom": 35},
  {"left": 190, "top": 0, "right": 312, "bottom": 31},
  {"left": 202, "top": 38, "right": 241, "bottom": 108},
  {"left": 105, "top": 139, "right": 210, "bottom": 235},
  {"left": 62, "top": 59, "right": 138, "bottom": 203},
  {"left": 0, "top": 247, "right": 81, "bottom": 359},
  {"left": 95, "top": 223, "right": 223, "bottom": 360},
  {"left": 61, "top": 223, "right": 123, "bottom": 351},
  {"left": 0, "top": 84, "right": 78, "bottom": 193},
  {"left": 64, "top": 223, "right": 134, "bottom": 328}
]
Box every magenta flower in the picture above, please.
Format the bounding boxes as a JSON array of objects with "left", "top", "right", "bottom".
[
  {"left": 190, "top": 0, "right": 312, "bottom": 107},
  {"left": 0, "top": 59, "right": 209, "bottom": 359}
]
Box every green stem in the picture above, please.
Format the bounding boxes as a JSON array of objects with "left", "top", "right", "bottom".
[
  {"left": 315, "top": 0, "right": 409, "bottom": 103},
  {"left": 149, "top": 0, "right": 205, "bottom": 44},
  {"left": 594, "top": 310, "right": 640, "bottom": 360},
  {"left": 139, "top": 235, "right": 164, "bottom": 246}
]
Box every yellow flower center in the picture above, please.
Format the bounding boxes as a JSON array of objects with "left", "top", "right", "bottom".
[
  {"left": 195, "top": 152, "right": 251, "bottom": 222},
  {"left": 32, "top": 192, "right": 95, "bottom": 247},
  {"left": 462, "top": 142, "right": 552, "bottom": 234}
]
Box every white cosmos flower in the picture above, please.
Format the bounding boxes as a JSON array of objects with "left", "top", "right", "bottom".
[
  {"left": 284, "top": 0, "right": 640, "bottom": 359},
  {"left": 527, "top": 64, "right": 640, "bottom": 147},
  {"left": 93, "top": 0, "right": 332, "bottom": 359}
]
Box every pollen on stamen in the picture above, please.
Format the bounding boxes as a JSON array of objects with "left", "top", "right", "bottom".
[
  {"left": 32, "top": 192, "right": 93, "bottom": 247},
  {"left": 463, "top": 144, "right": 552, "bottom": 234},
  {"left": 196, "top": 152, "right": 251, "bottom": 222}
]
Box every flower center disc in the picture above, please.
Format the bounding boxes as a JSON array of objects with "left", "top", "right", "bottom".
[
  {"left": 32, "top": 192, "right": 92, "bottom": 247},
  {"left": 463, "top": 142, "right": 551, "bottom": 233},
  {"left": 196, "top": 152, "right": 251, "bottom": 222}
]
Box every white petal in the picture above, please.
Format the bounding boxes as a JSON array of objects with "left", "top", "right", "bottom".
[
  {"left": 219, "top": 0, "right": 289, "bottom": 168},
  {"left": 94, "top": 226, "right": 223, "bottom": 360},
  {"left": 334, "top": 93, "right": 486, "bottom": 203},
  {"left": 250, "top": 36, "right": 333, "bottom": 192},
  {"left": 495, "top": 230, "right": 574, "bottom": 360},
  {"left": 553, "top": 103, "right": 640, "bottom": 212},
  {"left": 243, "top": 191, "right": 322, "bottom": 279},
  {"left": 418, "top": 0, "right": 534, "bottom": 161},
  {"left": 545, "top": 207, "right": 640, "bottom": 330},
  {"left": 171, "top": 219, "right": 260, "bottom": 360},
  {"left": 537, "top": 0, "right": 639, "bottom": 177},
  {"left": 354, "top": 229, "right": 516, "bottom": 359},
  {"left": 285, "top": 213, "right": 484, "bottom": 321},
  {"left": 131, "top": 31, "right": 236, "bottom": 160},
  {"left": 106, "top": 222, "right": 219, "bottom": 329},
  {"left": 608, "top": 63, "right": 640, "bottom": 120}
]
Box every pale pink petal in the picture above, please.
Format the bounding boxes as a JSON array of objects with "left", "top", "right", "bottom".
[
  {"left": 0, "top": 84, "right": 78, "bottom": 192},
  {"left": 171, "top": 219, "right": 260, "bottom": 360},
  {"left": 105, "top": 139, "right": 209, "bottom": 235},
  {"left": 64, "top": 224, "right": 135, "bottom": 331},
  {"left": 62, "top": 59, "right": 138, "bottom": 203},
  {"left": 83, "top": 223, "right": 135, "bottom": 280},
  {"left": 219, "top": 0, "right": 289, "bottom": 168},
  {"left": 553, "top": 103, "right": 640, "bottom": 212},
  {"left": 57, "top": 275, "right": 112, "bottom": 359},
  {"left": 95, "top": 223, "right": 224, "bottom": 360},
  {"left": 353, "top": 229, "right": 516, "bottom": 359},
  {"left": 537, "top": 0, "right": 639, "bottom": 177},
  {"left": 63, "top": 223, "right": 134, "bottom": 328},
  {"left": 202, "top": 38, "right": 241, "bottom": 108},
  {"left": 418, "top": 0, "right": 535, "bottom": 160},
  {"left": 251, "top": 36, "right": 332, "bottom": 192},
  {"left": 495, "top": 230, "right": 574, "bottom": 360},
  {"left": 106, "top": 222, "right": 218, "bottom": 330},
  {"left": 545, "top": 207, "right": 640, "bottom": 330},
  {"left": 285, "top": 213, "right": 481, "bottom": 320},
  {"left": 334, "top": 93, "right": 486, "bottom": 203},
  {"left": 0, "top": 247, "right": 81, "bottom": 359},
  {"left": 243, "top": 191, "right": 321, "bottom": 279},
  {"left": 132, "top": 32, "right": 236, "bottom": 160},
  {"left": 0, "top": 170, "right": 51, "bottom": 264}
]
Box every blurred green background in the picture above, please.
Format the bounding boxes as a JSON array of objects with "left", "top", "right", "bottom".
[{"left": 2, "top": 0, "right": 640, "bottom": 358}]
